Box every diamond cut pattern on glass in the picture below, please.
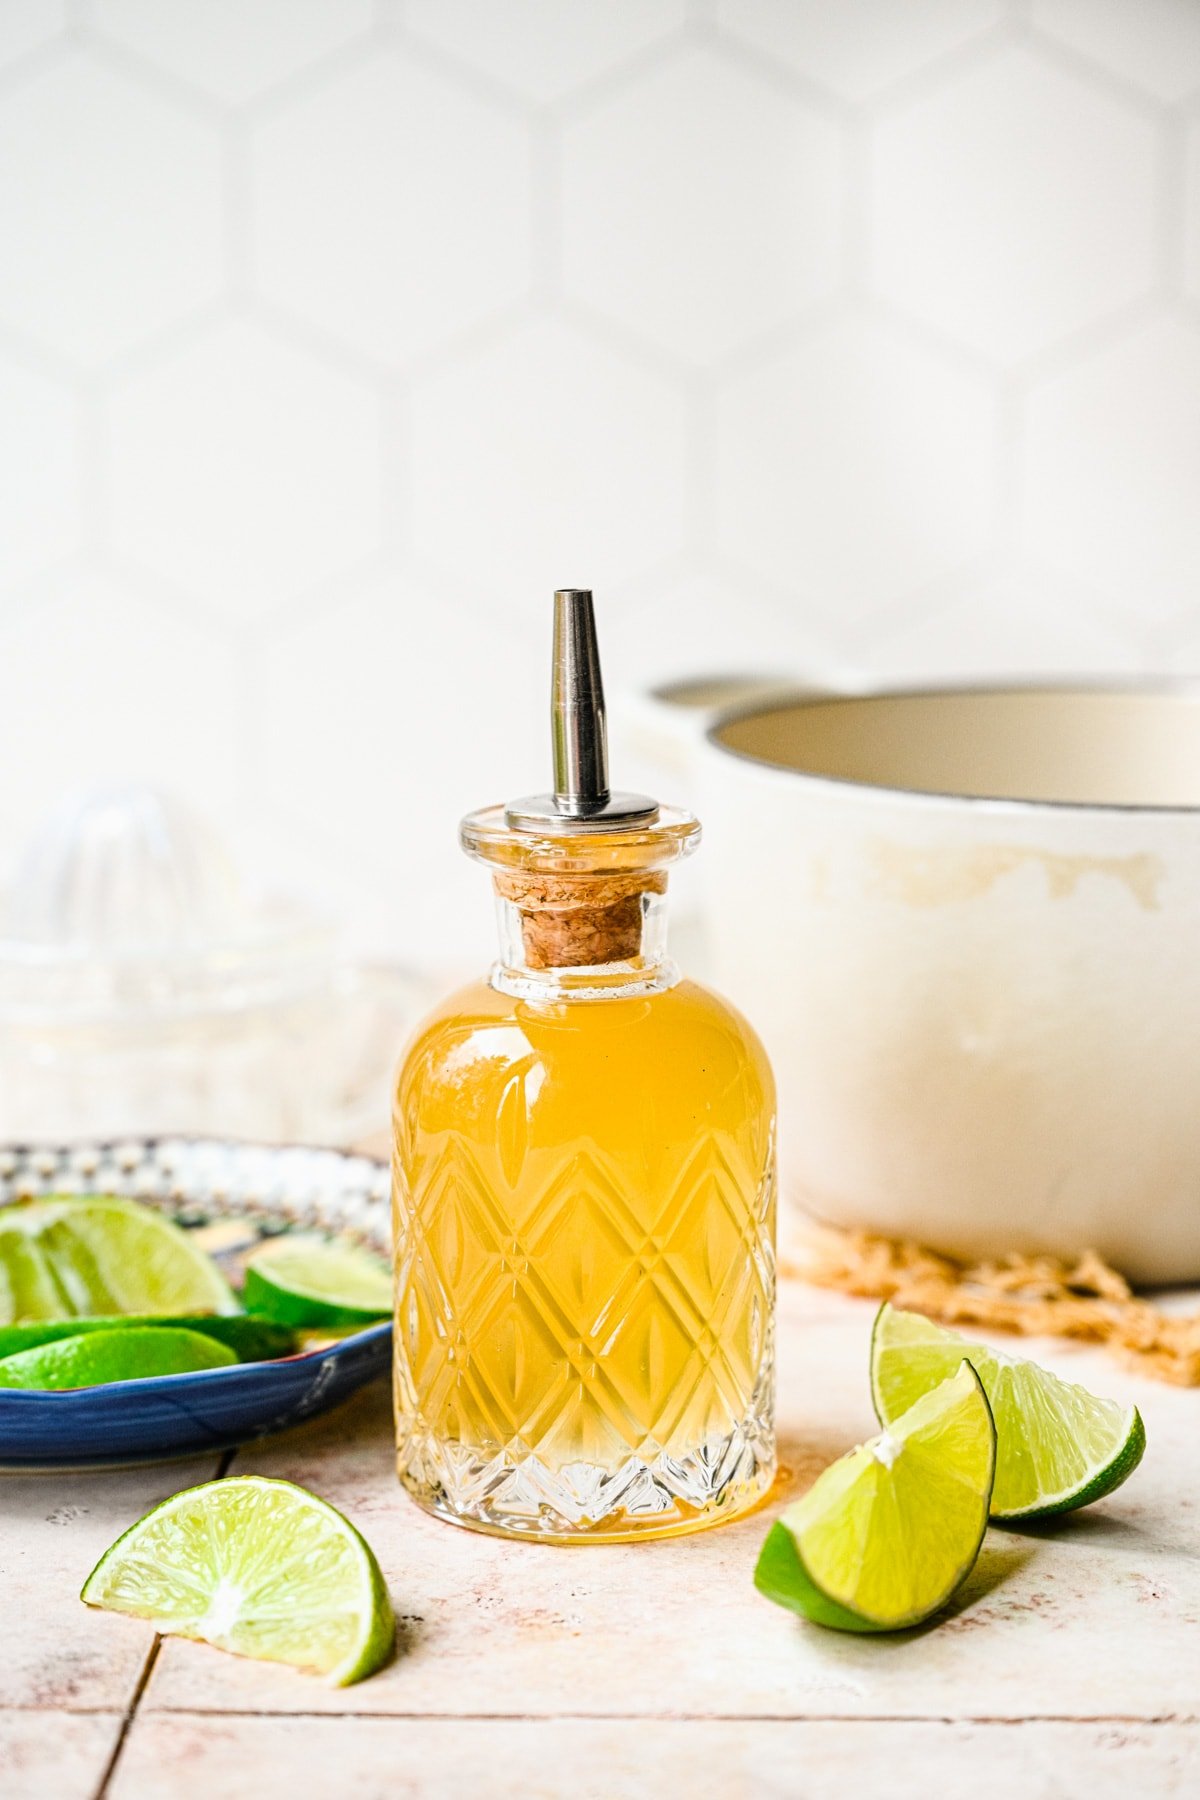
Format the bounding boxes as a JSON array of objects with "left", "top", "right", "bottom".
[
  {"left": 525, "top": 1153, "right": 649, "bottom": 1338},
  {"left": 394, "top": 1130, "right": 775, "bottom": 1534}
]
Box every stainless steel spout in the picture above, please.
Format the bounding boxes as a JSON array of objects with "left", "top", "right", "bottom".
[
  {"left": 506, "top": 589, "right": 658, "bottom": 834},
  {"left": 552, "top": 589, "right": 610, "bottom": 816}
]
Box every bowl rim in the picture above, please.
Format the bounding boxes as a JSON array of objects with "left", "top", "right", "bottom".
[{"left": 704, "top": 676, "right": 1200, "bottom": 817}]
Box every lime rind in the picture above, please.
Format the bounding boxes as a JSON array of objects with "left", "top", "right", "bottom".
[
  {"left": 81, "top": 1475, "right": 394, "bottom": 1687},
  {"left": 870, "top": 1302, "right": 1146, "bottom": 1521},
  {"left": 755, "top": 1362, "right": 996, "bottom": 1633},
  {"left": 0, "top": 1314, "right": 296, "bottom": 1363},
  {"left": 0, "top": 1326, "right": 236, "bottom": 1389},
  {"left": 755, "top": 1518, "right": 876, "bottom": 1632}
]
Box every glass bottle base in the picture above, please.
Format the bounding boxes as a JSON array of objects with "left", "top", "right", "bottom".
[{"left": 396, "top": 1419, "right": 776, "bottom": 1545}]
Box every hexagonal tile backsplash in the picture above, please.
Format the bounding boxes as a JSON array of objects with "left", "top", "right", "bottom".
[{"left": 0, "top": 0, "right": 1198, "bottom": 963}]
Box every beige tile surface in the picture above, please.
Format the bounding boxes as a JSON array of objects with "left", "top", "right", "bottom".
[
  {"left": 141, "top": 1284, "right": 1200, "bottom": 1722},
  {"left": 1, "top": 1455, "right": 221, "bottom": 1710},
  {"left": 9, "top": 1281, "right": 1197, "bottom": 1798},
  {"left": 0, "top": 1710, "right": 122, "bottom": 1800},
  {"left": 109, "top": 1716, "right": 1200, "bottom": 1800}
]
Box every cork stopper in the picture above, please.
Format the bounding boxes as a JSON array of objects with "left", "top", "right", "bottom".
[{"left": 494, "top": 868, "right": 667, "bottom": 970}]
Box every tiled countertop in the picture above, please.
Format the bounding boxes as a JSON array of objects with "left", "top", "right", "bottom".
[{"left": 5, "top": 1279, "right": 1198, "bottom": 1799}]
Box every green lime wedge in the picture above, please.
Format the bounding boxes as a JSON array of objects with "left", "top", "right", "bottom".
[
  {"left": 870, "top": 1302, "right": 1146, "bottom": 1521},
  {"left": 82, "top": 1475, "right": 394, "bottom": 1686},
  {"left": 0, "top": 1326, "right": 236, "bottom": 1389},
  {"left": 0, "top": 1195, "right": 237, "bottom": 1324},
  {"left": 755, "top": 1362, "right": 995, "bottom": 1632},
  {"left": 0, "top": 1314, "right": 295, "bottom": 1364},
  {"left": 242, "top": 1235, "right": 392, "bottom": 1328}
]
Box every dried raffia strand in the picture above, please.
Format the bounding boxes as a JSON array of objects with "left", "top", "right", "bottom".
[
  {"left": 493, "top": 870, "right": 666, "bottom": 971},
  {"left": 782, "top": 1225, "right": 1200, "bottom": 1386}
]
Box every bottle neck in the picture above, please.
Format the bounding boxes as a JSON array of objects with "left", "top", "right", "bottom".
[
  {"left": 489, "top": 878, "right": 679, "bottom": 1002},
  {"left": 459, "top": 801, "right": 701, "bottom": 1004}
]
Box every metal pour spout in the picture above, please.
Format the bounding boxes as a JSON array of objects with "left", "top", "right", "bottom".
[
  {"left": 505, "top": 589, "right": 658, "bottom": 834},
  {"left": 552, "top": 589, "right": 610, "bottom": 816}
]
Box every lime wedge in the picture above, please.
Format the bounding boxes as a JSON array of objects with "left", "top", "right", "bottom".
[
  {"left": 755, "top": 1362, "right": 995, "bottom": 1632},
  {"left": 0, "top": 1326, "right": 236, "bottom": 1389},
  {"left": 870, "top": 1302, "right": 1146, "bottom": 1521},
  {"left": 0, "top": 1314, "right": 295, "bottom": 1364},
  {"left": 81, "top": 1476, "right": 394, "bottom": 1686},
  {"left": 242, "top": 1235, "right": 391, "bottom": 1328},
  {"left": 0, "top": 1196, "right": 237, "bottom": 1324}
]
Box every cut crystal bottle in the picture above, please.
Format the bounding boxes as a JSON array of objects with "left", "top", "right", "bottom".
[{"left": 392, "top": 592, "right": 776, "bottom": 1541}]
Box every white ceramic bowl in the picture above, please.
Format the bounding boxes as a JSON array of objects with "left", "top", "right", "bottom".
[{"left": 631, "top": 680, "right": 1200, "bottom": 1284}]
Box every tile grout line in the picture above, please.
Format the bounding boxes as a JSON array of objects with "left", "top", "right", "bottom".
[
  {"left": 90, "top": 1636, "right": 162, "bottom": 1800},
  {"left": 3, "top": 1702, "right": 1194, "bottom": 1724},
  {"left": 122, "top": 1710, "right": 1200, "bottom": 1727},
  {"left": 90, "top": 1447, "right": 239, "bottom": 1799}
]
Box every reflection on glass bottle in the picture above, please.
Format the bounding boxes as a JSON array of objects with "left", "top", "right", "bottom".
[{"left": 392, "top": 592, "right": 776, "bottom": 1542}]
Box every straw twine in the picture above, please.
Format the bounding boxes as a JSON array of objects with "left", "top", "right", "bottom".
[{"left": 783, "top": 1226, "right": 1200, "bottom": 1385}]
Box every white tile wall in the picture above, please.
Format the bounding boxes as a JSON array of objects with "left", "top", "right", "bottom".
[
  {"left": 108, "top": 321, "right": 385, "bottom": 619},
  {"left": 1, "top": 0, "right": 1199, "bottom": 964},
  {"left": 251, "top": 52, "right": 534, "bottom": 367},
  {"left": 0, "top": 50, "right": 225, "bottom": 364},
  {"left": 409, "top": 319, "right": 690, "bottom": 618},
  {"left": 715, "top": 1, "right": 1007, "bottom": 101},
  {"left": 714, "top": 318, "right": 997, "bottom": 618},
  {"left": 561, "top": 46, "right": 844, "bottom": 362},
  {"left": 870, "top": 47, "right": 1159, "bottom": 364}
]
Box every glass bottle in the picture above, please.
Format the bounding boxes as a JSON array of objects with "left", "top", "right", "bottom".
[{"left": 392, "top": 591, "right": 776, "bottom": 1542}]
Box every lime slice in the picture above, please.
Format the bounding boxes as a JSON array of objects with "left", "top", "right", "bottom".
[
  {"left": 0, "top": 1326, "right": 236, "bottom": 1389},
  {"left": 870, "top": 1302, "right": 1146, "bottom": 1521},
  {"left": 242, "top": 1235, "right": 391, "bottom": 1328},
  {"left": 81, "top": 1475, "right": 394, "bottom": 1686},
  {"left": 0, "top": 1314, "right": 295, "bottom": 1364},
  {"left": 0, "top": 1196, "right": 237, "bottom": 1324},
  {"left": 755, "top": 1362, "right": 995, "bottom": 1632}
]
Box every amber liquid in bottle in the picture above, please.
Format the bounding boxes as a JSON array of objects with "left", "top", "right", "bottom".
[{"left": 392, "top": 810, "right": 777, "bottom": 1542}]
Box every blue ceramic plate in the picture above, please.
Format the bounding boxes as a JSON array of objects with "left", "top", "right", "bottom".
[{"left": 0, "top": 1136, "right": 393, "bottom": 1472}]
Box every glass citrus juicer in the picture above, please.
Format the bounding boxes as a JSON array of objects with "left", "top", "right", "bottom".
[
  {"left": 0, "top": 785, "right": 417, "bottom": 1148},
  {"left": 392, "top": 590, "right": 777, "bottom": 1542}
]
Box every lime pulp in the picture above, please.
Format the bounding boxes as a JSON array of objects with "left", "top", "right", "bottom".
[
  {"left": 870, "top": 1302, "right": 1145, "bottom": 1520},
  {"left": 241, "top": 1235, "right": 392, "bottom": 1328},
  {"left": 81, "top": 1475, "right": 395, "bottom": 1685},
  {"left": 0, "top": 1196, "right": 236, "bottom": 1324},
  {"left": 755, "top": 1361, "right": 996, "bottom": 1632}
]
